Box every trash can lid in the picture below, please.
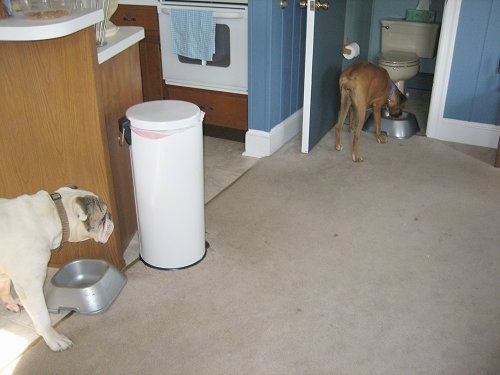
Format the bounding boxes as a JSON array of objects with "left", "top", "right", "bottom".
[{"left": 126, "top": 100, "right": 201, "bottom": 131}]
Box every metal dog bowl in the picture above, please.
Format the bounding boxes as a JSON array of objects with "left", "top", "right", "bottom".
[
  {"left": 46, "top": 259, "right": 127, "bottom": 315},
  {"left": 363, "top": 110, "right": 420, "bottom": 139}
]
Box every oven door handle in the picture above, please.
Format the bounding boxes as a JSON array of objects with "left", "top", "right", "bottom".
[{"left": 159, "top": 8, "right": 245, "bottom": 19}]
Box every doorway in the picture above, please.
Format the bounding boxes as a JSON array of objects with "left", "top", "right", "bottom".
[
  {"left": 366, "top": 0, "right": 447, "bottom": 136},
  {"left": 301, "top": 0, "right": 450, "bottom": 153}
]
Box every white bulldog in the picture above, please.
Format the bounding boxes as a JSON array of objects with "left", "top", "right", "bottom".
[{"left": 0, "top": 186, "right": 114, "bottom": 351}]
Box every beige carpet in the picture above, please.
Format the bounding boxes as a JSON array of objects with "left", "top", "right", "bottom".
[{"left": 10, "top": 131, "right": 500, "bottom": 375}]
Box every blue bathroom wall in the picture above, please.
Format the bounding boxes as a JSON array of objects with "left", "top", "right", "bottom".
[
  {"left": 444, "top": 0, "right": 500, "bottom": 125},
  {"left": 343, "top": 0, "right": 373, "bottom": 70},
  {"left": 368, "top": 0, "right": 445, "bottom": 74},
  {"left": 248, "top": 0, "right": 306, "bottom": 132}
]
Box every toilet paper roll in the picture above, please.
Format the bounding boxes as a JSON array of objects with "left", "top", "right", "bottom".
[{"left": 343, "top": 42, "right": 360, "bottom": 60}]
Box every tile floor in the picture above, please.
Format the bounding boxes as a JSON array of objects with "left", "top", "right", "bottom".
[
  {"left": 0, "top": 136, "right": 258, "bottom": 374},
  {"left": 406, "top": 88, "right": 432, "bottom": 134},
  {"left": 0, "top": 268, "right": 66, "bottom": 373}
]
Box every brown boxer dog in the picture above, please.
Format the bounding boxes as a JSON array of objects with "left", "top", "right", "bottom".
[{"left": 333, "top": 61, "right": 407, "bottom": 162}]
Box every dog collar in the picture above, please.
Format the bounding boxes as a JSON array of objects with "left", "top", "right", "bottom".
[
  {"left": 50, "top": 192, "right": 70, "bottom": 246},
  {"left": 387, "top": 82, "right": 397, "bottom": 102}
]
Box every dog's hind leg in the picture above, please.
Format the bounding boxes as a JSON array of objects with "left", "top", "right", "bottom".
[
  {"left": 351, "top": 104, "right": 366, "bottom": 162},
  {"left": 334, "top": 87, "right": 351, "bottom": 151},
  {"left": 348, "top": 107, "right": 358, "bottom": 133},
  {"left": 372, "top": 104, "right": 388, "bottom": 144},
  {"left": 0, "top": 275, "right": 21, "bottom": 312}
]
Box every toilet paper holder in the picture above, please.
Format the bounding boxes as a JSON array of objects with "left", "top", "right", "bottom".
[{"left": 342, "top": 42, "right": 360, "bottom": 60}]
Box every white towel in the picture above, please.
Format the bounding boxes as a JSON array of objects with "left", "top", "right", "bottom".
[{"left": 170, "top": 9, "right": 216, "bottom": 62}]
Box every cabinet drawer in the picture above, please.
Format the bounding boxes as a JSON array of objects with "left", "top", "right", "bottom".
[
  {"left": 112, "top": 5, "right": 159, "bottom": 32},
  {"left": 164, "top": 85, "right": 248, "bottom": 131}
]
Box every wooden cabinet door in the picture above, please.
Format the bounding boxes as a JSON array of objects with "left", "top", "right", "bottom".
[
  {"left": 0, "top": 28, "right": 124, "bottom": 269},
  {"left": 165, "top": 85, "right": 248, "bottom": 130},
  {"left": 100, "top": 44, "right": 142, "bottom": 252},
  {"left": 111, "top": 5, "right": 164, "bottom": 101}
]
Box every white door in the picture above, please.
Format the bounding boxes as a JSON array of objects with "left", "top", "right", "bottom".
[{"left": 301, "top": 0, "right": 346, "bottom": 153}]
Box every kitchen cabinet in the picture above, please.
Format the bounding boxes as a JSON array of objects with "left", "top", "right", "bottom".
[
  {"left": 164, "top": 85, "right": 248, "bottom": 142},
  {"left": 111, "top": 5, "right": 163, "bottom": 101},
  {"left": 0, "top": 25, "right": 142, "bottom": 269},
  {"left": 112, "top": 4, "right": 248, "bottom": 141}
]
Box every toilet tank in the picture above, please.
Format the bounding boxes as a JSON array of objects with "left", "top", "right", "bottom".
[{"left": 380, "top": 19, "right": 440, "bottom": 58}]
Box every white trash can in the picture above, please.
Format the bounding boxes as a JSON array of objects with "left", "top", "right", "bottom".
[{"left": 125, "top": 100, "right": 206, "bottom": 269}]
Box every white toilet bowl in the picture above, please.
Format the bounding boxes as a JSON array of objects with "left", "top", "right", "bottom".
[{"left": 378, "top": 50, "right": 419, "bottom": 93}]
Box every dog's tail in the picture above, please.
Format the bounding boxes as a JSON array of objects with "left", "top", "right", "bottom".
[
  {"left": 339, "top": 76, "right": 355, "bottom": 109},
  {"left": 339, "top": 76, "right": 356, "bottom": 96},
  {"left": 336, "top": 77, "right": 354, "bottom": 129}
]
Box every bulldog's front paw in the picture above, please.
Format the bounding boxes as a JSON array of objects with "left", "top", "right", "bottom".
[
  {"left": 45, "top": 331, "right": 73, "bottom": 352},
  {"left": 335, "top": 144, "right": 343, "bottom": 151}
]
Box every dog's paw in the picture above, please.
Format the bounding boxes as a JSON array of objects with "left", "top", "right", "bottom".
[
  {"left": 1, "top": 297, "right": 22, "bottom": 313},
  {"left": 5, "top": 301, "right": 22, "bottom": 313},
  {"left": 376, "top": 133, "right": 388, "bottom": 144},
  {"left": 352, "top": 153, "right": 364, "bottom": 162},
  {"left": 335, "top": 144, "right": 343, "bottom": 151},
  {"left": 45, "top": 332, "right": 73, "bottom": 352}
]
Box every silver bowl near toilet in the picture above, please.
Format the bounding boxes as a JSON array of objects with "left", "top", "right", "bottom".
[{"left": 363, "top": 109, "right": 420, "bottom": 139}]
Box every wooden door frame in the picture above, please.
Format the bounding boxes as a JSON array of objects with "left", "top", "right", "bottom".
[{"left": 300, "top": 0, "right": 316, "bottom": 153}]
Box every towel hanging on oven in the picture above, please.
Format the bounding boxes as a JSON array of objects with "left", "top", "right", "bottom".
[{"left": 170, "top": 9, "right": 216, "bottom": 63}]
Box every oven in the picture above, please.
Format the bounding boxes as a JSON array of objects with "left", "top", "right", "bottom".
[{"left": 157, "top": 0, "right": 248, "bottom": 95}]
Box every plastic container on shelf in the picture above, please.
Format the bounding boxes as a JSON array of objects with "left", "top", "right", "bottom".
[{"left": 21, "top": 0, "right": 72, "bottom": 19}]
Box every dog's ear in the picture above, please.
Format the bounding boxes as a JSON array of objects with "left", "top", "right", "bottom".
[
  {"left": 74, "top": 195, "right": 103, "bottom": 221},
  {"left": 73, "top": 197, "right": 89, "bottom": 223},
  {"left": 74, "top": 195, "right": 108, "bottom": 231}
]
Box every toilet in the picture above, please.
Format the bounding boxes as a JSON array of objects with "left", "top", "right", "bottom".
[
  {"left": 378, "top": 19, "right": 440, "bottom": 93},
  {"left": 363, "top": 18, "right": 440, "bottom": 139}
]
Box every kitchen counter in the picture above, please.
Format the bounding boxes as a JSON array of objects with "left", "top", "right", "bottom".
[
  {"left": 0, "top": 8, "right": 144, "bottom": 65},
  {"left": 0, "top": 8, "right": 103, "bottom": 41},
  {"left": 1, "top": 13, "right": 143, "bottom": 268},
  {"left": 97, "top": 26, "right": 145, "bottom": 64}
]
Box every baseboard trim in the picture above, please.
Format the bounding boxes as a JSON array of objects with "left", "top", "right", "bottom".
[
  {"left": 427, "top": 117, "right": 500, "bottom": 149},
  {"left": 244, "top": 109, "right": 303, "bottom": 158}
]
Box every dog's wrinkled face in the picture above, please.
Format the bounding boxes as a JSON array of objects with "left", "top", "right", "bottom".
[
  {"left": 57, "top": 186, "right": 114, "bottom": 244},
  {"left": 387, "top": 89, "right": 407, "bottom": 117}
]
